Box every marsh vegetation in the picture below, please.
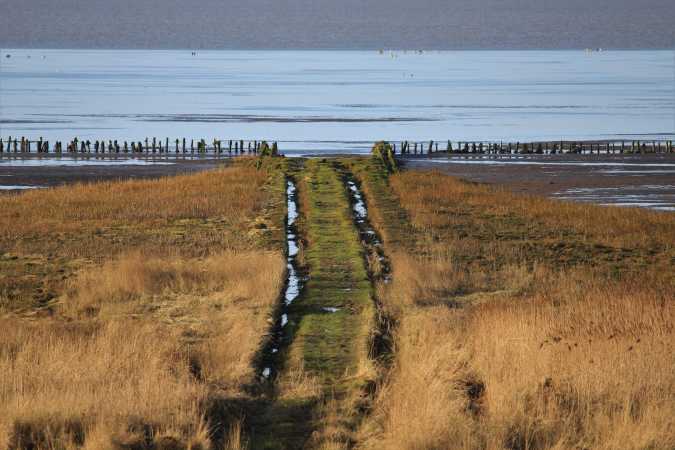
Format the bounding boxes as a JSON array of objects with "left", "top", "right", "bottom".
[{"left": 0, "top": 149, "right": 672, "bottom": 449}]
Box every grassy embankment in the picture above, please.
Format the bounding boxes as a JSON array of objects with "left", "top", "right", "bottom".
[
  {"left": 2, "top": 148, "right": 672, "bottom": 450},
  {"left": 250, "top": 159, "right": 376, "bottom": 449},
  {"left": 0, "top": 158, "right": 288, "bottom": 449},
  {"left": 345, "top": 149, "right": 674, "bottom": 450}
]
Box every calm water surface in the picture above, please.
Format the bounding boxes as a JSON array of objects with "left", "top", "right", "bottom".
[{"left": 1, "top": 49, "right": 673, "bottom": 155}]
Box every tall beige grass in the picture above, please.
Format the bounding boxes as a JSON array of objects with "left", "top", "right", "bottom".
[
  {"left": 366, "top": 265, "right": 674, "bottom": 450},
  {"left": 356, "top": 167, "right": 675, "bottom": 450},
  {"left": 0, "top": 164, "right": 286, "bottom": 449},
  {"left": 1, "top": 249, "right": 284, "bottom": 449}
]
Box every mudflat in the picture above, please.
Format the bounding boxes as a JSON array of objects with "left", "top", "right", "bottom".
[
  {"left": 403, "top": 153, "right": 675, "bottom": 211},
  {"left": 0, "top": 155, "right": 224, "bottom": 191}
]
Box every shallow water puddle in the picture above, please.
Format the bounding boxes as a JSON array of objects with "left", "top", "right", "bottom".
[
  {"left": 322, "top": 307, "right": 340, "bottom": 313},
  {"left": 347, "top": 181, "right": 368, "bottom": 220},
  {"left": 260, "top": 179, "right": 303, "bottom": 380}
]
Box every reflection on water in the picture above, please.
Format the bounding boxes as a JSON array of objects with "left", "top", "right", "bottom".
[
  {"left": 1, "top": 49, "right": 673, "bottom": 154},
  {"left": 0, "top": 185, "right": 45, "bottom": 190},
  {"left": 553, "top": 185, "right": 675, "bottom": 212},
  {"left": 0, "top": 157, "right": 176, "bottom": 167}
]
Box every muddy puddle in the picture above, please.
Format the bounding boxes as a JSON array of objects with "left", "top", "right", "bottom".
[
  {"left": 345, "top": 179, "right": 391, "bottom": 284},
  {"left": 260, "top": 179, "right": 303, "bottom": 380}
]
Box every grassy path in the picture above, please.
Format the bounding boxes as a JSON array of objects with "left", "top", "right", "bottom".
[{"left": 250, "top": 159, "right": 375, "bottom": 449}]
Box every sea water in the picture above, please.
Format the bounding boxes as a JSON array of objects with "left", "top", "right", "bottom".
[{"left": 1, "top": 49, "right": 673, "bottom": 155}]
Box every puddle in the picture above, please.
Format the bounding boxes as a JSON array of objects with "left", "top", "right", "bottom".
[
  {"left": 347, "top": 181, "right": 368, "bottom": 220},
  {"left": 0, "top": 185, "right": 45, "bottom": 190},
  {"left": 285, "top": 263, "right": 300, "bottom": 305},
  {"left": 322, "top": 307, "right": 341, "bottom": 313},
  {"left": 260, "top": 178, "right": 303, "bottom": 380},
  {"left": 288, "top": 239, "right": 299, "bottom": 257},
  {"left": 344, "top": 176, "right": 392, "bottom": 275},
  {"left": 287, "top": 181, "right": 298, "bottom": 225}
]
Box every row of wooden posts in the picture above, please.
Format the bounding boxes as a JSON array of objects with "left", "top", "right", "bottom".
[
  {"left": 396, "top": 140, "right": 675, "bottom": 155},
  {"left": 0, "top": 136, "right": 278, "bottom": 155},
  {"left": 1, "top": 137, "right": 674, "bottom": 156}
]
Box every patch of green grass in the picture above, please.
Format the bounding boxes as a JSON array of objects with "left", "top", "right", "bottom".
[
  {"left": 289, "top": 158, "right": 373, "bottom": 382},
  {"left": 250, "top": 159, "right": 376, "bottom": 449}
]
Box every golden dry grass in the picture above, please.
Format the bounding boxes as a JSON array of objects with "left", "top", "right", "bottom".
[
  {"left": 0, "top": 164, "right": 276, "bottom": 312},
  {"left": 391, "top": 170, "right": 675, "bottom": 252},
  {"left": 354, "top": 165, "right": 675, "bottom": 450},
  {"left": 0, "top": 163, "right": 286, "bottom": 449}
]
